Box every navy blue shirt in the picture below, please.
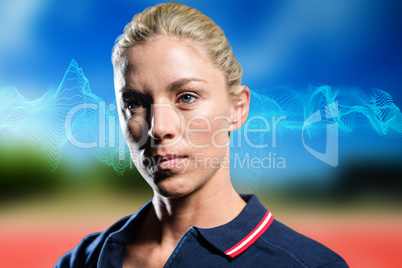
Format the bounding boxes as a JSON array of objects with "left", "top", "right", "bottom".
[{"left": 55, "top": 195, "right": 348, "bottom": 267}]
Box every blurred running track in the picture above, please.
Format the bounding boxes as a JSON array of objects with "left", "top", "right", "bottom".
[{"left": 0, "top": 217, "right": 400, "bottom": 267}]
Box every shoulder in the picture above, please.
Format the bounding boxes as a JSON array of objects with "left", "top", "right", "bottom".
[
  {"left": 54, "top": 215, "right": 131, "bottom": 268},
  {"left": 54, "top": 199, "right": 153, "bottom": 268},
  {"left": 259, "top": 219, "right": 348, "bottom": 267}
]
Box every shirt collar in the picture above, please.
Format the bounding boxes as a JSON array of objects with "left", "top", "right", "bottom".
[
  {"left": 109, "top": 194, "right": 273, "bottom": 259},
  {"left": 195, "top": 194, "right": 274, "bottom": 258},
  {"left": 110, "top": 199, "right": 153, "bottom": 244}
]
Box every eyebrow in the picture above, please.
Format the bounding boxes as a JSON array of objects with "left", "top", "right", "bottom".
[
  {"left": 167, "top": 78, "right": 206, "bottom": 91},
  {"left": 120, "top": 87, "right": 143, "bottom": 95},
  {"left": 120, "top": 78, "right": 206, "bottom": 93}
]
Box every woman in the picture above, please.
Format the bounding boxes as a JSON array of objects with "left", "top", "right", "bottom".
[{"left": 56, "top": 2, "right": 348, "bottom": 267}]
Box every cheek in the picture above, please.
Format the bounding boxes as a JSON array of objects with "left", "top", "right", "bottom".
[
  {"left": 185, "top": 111, "right": 231, "bottom": 150},
  {"left": 185, "top": 117, "right": 212, "bottom": 147},
  {"left": 125, "top": 117, "right": 149, "bottom": 145},
  {"left": 210, "top": 117, "right": 231, "bottom": 148}
]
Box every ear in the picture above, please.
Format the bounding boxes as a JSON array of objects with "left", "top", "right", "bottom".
[{"left": 230, "top": 85, "right": 250, "bottom": 131}]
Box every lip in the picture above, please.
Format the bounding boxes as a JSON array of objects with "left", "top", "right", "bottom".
[{"left": 157, "top": 154, "right": 186, "bottom": 170}]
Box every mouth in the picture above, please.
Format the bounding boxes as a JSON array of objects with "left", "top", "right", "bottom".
[{"left": 156, "top": 154, "right": 186, "bottom": 170}]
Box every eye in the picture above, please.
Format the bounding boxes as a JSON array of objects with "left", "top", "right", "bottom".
[
  {"left": 178, "top": 93, "right": 197, "bottom": 104},
  {"left": 127, "top": 99, "right": 143, "bottom": 109}
]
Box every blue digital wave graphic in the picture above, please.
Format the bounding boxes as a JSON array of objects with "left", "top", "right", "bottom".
[
  {"left": 0, "top": 59, "right": 129, "bottom": 175},
  {"left": 0, "top": 59, "right": 401, "bottom": 176},
  {"left": 248, "top": 85, "right": 402, "bottom": 137}
]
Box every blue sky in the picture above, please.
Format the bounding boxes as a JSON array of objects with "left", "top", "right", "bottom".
[{"left": 1, "top": 0, "right": 401, "bottom": 101}]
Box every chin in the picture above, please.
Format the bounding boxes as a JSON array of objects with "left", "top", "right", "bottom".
[
  {"left": 154, "top": 188, "right": 188, "bottom": 199},
  {"left": 151, "top": 174, "right": 197, "bottom": 199}
]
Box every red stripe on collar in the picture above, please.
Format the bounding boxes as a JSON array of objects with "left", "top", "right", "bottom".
[{"left": 224, "top": 210, "right": 274, "bottom": 258}]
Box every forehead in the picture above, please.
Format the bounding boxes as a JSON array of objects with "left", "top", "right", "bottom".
[{"left": 114, "top": 37, "right": 226, "bottom": 91}]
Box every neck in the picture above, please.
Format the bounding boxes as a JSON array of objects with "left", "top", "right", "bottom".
[{"left": 149, "top": 169, "right": 246, "bottom": 247}]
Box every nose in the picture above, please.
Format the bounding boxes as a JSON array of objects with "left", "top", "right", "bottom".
[{"left": 148, "top": 103, "right": 181, "bottom": 142}]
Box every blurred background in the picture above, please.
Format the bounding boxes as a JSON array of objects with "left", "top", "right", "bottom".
[{"left": 0, "top": 0, "right": 401, "bottom": 267}]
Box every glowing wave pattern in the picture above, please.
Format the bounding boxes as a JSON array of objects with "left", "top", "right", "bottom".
[
  {"left": 0, "top": 59, "right": 129, "bottom": 174},
  {"left": 248, "top": 85, "right": 402, "bottom": 137},
  {"left": 0, "top": 59, "right": 401, "bottom": 175}
]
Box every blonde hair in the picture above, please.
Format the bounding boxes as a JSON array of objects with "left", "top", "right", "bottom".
[{"left": 112, "top": 2, "right": 243, "bottom": 93}]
